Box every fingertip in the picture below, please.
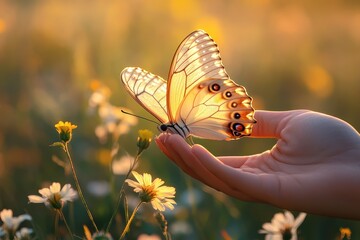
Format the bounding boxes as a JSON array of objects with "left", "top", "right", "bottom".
[
  {"left": 155, "top": 133, "right": 191, "bottom": 154},
  {"left": 251, "top": 110, "right": 289, "bottom": 138},
  {"left": 155, "top": 132, "right": 168, "bottom": 142},
  {"left": 252, "top": 110, "right": 313, "bottom": 138},
  {"left": 156, "top": 132, "right": 184, "bottom": 143}
]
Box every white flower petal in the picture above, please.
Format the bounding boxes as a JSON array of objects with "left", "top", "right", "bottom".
[
  {"left": 38, "top": 188, "right": 52, "bottom": 197},
  {"left": 293, "top": 212, "right": 306, "bottom": 229},
  {"left": 272, "top": 212, "right": 286, "bottom": 227},
  {"left": 60, "top": 183, "right": 71, "bottom": 194},
  {"left": 270, "top": 233, "right": 283, "bottom": 240},
  {"left": 290, "top": 234, "right": 298, "bottom": 240},
  {"left": 62, "top": 189, "right": 78, "bottom": 202},
  {"left": 15, "top": 227, "right": 33, "bottom": 238},
  {"left": 284, "top": 211, "right": 295, "bottom": 225},
  {"left": 11, "top": 214, "right": 32, "bottom": 231},
  {"left": 49, "top": 182, "right": 61, "bottom": 193},
  {"left": 0, "top": 209, "right": 13, "bottom": 221},
  {"left": 16, "top": 214, "right": 32, "bottom": 223},
  {"left": 28, "top": 195, "right": 46, "bottom": 204},
  {"left": 261, "top": 222, "right": 279, "bottom": 233}
]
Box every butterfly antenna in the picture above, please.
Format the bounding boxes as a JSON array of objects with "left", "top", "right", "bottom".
[{"left": 121, "top": 109, "right": 159, "bottom": 125}]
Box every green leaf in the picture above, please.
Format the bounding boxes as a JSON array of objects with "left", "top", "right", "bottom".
[{"left": 50, "top": 141, "right": 66, "bottom": 152}]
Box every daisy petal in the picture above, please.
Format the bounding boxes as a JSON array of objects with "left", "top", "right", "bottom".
[{"left": 28, "top": 195, "right": 46, "bottom": 203}]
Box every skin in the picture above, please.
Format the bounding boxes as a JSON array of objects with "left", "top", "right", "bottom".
[{"left": 155, "top": 110, "right": 360, "bottom": 219}]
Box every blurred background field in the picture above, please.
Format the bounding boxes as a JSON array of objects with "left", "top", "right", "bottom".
[{"left": 0, "top": 0, "right": 360, "bottom": 239}]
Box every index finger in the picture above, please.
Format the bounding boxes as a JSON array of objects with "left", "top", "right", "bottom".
[{"left": 250, "top": 110, "right": 309, "bottom": 138}]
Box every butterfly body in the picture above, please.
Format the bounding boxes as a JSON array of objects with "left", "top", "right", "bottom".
[
  {"left": 158, "top": 121, "right": 190, "bottom": 138},
  {"left": 121, "top": 30, "right": 256, "bottom": 141}
]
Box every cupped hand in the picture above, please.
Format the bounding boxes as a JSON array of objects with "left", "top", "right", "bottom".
[{"left": 155, "top": 110, "right": 360, "bottom": 219}]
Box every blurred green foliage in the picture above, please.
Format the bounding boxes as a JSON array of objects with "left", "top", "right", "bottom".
[{"left": 0, "top": 0, "right": 360, "bottom": 239}]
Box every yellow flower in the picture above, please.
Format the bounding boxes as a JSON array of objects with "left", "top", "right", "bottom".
[
  {"left": 137, "top": 129, "right": 153, "bottom": 151},
  {"left": 340, "top": 227, "right": 351, "bottom": 240},
  {"left": 125, "top": 171, "right": 176, "bottom": 211},
  {"left": 55, "top": 121, "right": 77, "bottom": 143}
]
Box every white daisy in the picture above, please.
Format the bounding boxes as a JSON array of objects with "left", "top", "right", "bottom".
[
  {"left": 28, "top": 182, "right": 77, "bottom": 209},
  {"left": 0, "top": 209, "right": 32, "bottom": 235},
  {"left": 259, "top": 210, "right": 306, "bottom": 240},
  {"left": 15, "top": 227, "right": 33, "bottom": 239}
]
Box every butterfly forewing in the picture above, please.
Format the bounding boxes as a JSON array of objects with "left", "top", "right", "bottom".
[
  {"left": 167, "top": 30, "right": 229, "bottom": 121},
  {"left": 121, "top": 67, "right": 168, "bottom": 123}
]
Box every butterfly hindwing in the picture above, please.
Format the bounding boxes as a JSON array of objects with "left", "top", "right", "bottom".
[
  {"left": 121, "top": 67, "right": 168, "bottom": 123},
  {"left": 179, "top": 78, "right": 255, "bottom": 140}
]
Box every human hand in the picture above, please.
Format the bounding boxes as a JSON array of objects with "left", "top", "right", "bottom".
[{"left": 155, "top": 110, "right": 360, "bottom": 219}]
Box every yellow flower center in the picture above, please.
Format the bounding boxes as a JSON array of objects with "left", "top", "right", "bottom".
[
  {"left": 139, "top": 185, "right": 157, "bottom": 202},
  {"left": 49, "top": 192, "right": 63, "bottom": 209}
]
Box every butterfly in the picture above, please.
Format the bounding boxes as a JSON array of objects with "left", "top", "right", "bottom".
[{"left": 121, "top": 30, "right": 256, "bottom": 141}]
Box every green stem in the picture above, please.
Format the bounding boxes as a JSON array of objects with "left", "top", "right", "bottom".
[
  {"left": 165, "top": 233, "right": 171, "bottom": 240},
  {"left": 55, "top": 208, "right": 59, "bottom": 239},
  {"left": 64, "top": 143, "right": 99, "bottom": 232},
  {"left": 119, "top": 202, "right": 143, "bottom": 240},
  {"left": 106, "top": 150, "right": 142, "bottom": 232},
  {"left": 58, "top": 209, "right": 74, "bottom": 240}
]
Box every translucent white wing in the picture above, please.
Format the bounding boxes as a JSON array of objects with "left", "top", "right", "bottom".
[
  {"left": 179, "top": 78, "right": 255, "bottom": 140},
  {"left": 120, "top": 30, "right": 256, "bottom": 141},
  {"left": 167, "top": 30, "right": 256, "bottom": 140},
  {"left": 166, "top": 30, "right": 229, "bottom": 121},
  {"left": 120, "top": 67, "right": 168, "bottom": 123}
]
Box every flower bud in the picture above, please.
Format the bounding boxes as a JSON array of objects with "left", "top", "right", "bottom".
[
  {"left": 55, "top": 121, "right": 77, "bottom": 143},
  {"left": 137, "top": 129, "right": 153, "bottom": 151}
]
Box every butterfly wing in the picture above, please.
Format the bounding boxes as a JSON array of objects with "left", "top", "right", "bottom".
[
  {"left": 179, "top": 78, "right": 255, "bottom": 140},
  {"left": 167, "top": 30, "right": 256, "bottom": 140},
  {"left": 166, "top": 30, "right": 229, "bottom": 121},
  {"left": 121, "top": 67, "right": 168, "bottom": 123}
]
